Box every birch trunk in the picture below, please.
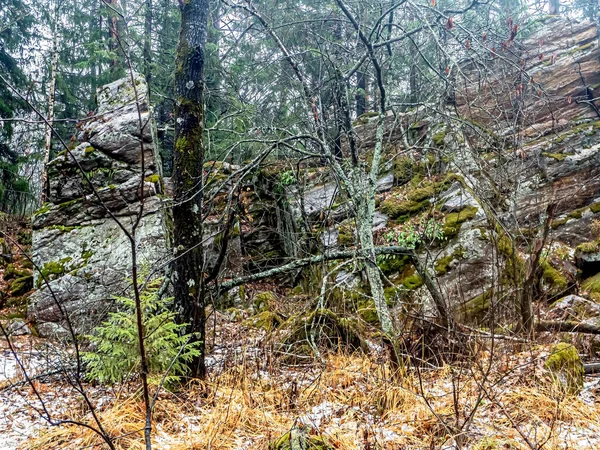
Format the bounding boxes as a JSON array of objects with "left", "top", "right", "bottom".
[{"left": 41, "top": 3, "right": 59, "bottom": 202}]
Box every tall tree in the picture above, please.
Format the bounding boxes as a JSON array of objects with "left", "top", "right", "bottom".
[{"left": 172, "top": 0, "right": 210, "bottom": 379}]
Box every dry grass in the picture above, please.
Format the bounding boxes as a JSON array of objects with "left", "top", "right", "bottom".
[{"left": 22, "top": 342, "right": 600, "bottom": 450}]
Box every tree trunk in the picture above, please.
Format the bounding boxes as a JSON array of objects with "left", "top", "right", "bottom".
[
  {"left": 356, "top": 70, "right": 366, "bottom": 117},
  {"left": 549, "top": 0, "right": 560, "bottom": 15},
  {"left": 42, "top": 1, "right": 60, "bottom": 202},
  {"left": 173, "top": 0, "right": 210, "bottom": 379},
  {"left": 143, "top": 0, "right": 153, "bottom": 90}
]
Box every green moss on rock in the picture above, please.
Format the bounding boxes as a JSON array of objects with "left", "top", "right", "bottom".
[
  {"left": 442, "top": 206, "right": 478, "bottom": 238},
  {"left": 247, "top": 310, "right": 285, "bottom": 332},
  {"left": 253, "top": 291, "right": 278, "bottom": 313},
  {"left": 463, "top": 290, "right": 493, "bottom": 322},
  {"left": 541, "top": 260, "right": 568, "bottom": 291},
  {"left": 401, "top": 273, "right": 423, "bottom": 290},
  {"left": 544, "top": 342, "right": 584, "bottom": 395},
  {"left": 144, "top": 174, "right": 161, "bottom": 183},
  {"left": 435, "top": 247, "right": 465, "bottom": 276}
]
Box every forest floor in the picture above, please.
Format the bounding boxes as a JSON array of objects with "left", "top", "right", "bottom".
[{"left": 2, "top": 305, "right": 600, "bottom": 450}]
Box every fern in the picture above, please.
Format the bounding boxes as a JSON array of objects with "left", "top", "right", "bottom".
[{"left": 82, "top": 283, "right": 200, "bottom": 386}]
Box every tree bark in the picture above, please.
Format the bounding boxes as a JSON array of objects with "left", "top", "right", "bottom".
[
  {"left": 173, "top": 0, "right": 210, "bottom": 379},
  {"left": 143, "top": 0, "right": 153, "bottom": 90},
  {"left": 356, "top": 70, "right": 366, "bottom": 116},
  {"left": 42, "top": 1, "right": 60, "bottom": 202}
]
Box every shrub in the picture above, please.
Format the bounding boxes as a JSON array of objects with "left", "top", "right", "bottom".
[{"left": 83, "top": 284, "right": 201, "bottom": 386}]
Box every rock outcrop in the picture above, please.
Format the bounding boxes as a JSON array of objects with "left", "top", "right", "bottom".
[{"left": 30, "top": 75, "right": 169, "bottom": 337}]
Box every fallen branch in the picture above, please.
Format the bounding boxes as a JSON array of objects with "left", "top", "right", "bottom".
[
  {"left": 217, "top": 246, "right": 410, "bottom": 290},
  {"left": 584, "top": 363, "right": 600, "bottom": 375},
  {"left": 536, "top": 320, "right": 600, "bottom": 335}
]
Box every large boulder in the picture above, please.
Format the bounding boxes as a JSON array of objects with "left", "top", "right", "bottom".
[{"left": 29, "top": 75, "right": 169, "bottom": 337}]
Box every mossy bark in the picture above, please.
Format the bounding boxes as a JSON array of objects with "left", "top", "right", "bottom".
[{"left": 172, "top": 0, "right": 210, "bottom": 379}]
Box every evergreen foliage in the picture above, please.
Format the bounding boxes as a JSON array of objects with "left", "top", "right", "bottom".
[{"left": 83, "top": 282, "right": 201, "bottom": 386}]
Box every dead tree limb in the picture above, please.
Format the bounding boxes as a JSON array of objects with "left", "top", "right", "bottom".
[
  {"left": 218, "top": 246, "right": 410, "bottom": 291},
  {"left": 536, "top": 320, "right": 600, "bottom": 335}
]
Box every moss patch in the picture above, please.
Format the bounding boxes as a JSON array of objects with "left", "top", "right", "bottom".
[
  {"left": 541, "top": 260, "right": 568, "bottom": 291},
  {"left": 544, "top": 342, "right": 584, "bottom": 395},
  {"left": 542, "top": 152, "right": 568, "bottom": 161},
  {"left": 462, "top": 290, "right": 493, "bottom": 322},
  {"left": 442, "top": 206, "right": 478, "bottom": 238},
  {"left": 435, "top": 247, "right": 466, "bottom": 276},
  {"left": 377, "top": 254, "right": 409, "bottom": 275}
]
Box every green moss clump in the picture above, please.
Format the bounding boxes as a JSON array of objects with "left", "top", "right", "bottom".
[
  {"left": 381, "top": 197, "right": 430, "bottom": 220},
  {"left": 384, "top": 286, "right": 402, "bottom": 304},
  {"left": 49, "top": 225, "right": 79, "bottom": 233},
  {"left": 442, "top": 206, "right": 478, "bottom": 238},
  {"left": 582, "top": 272, "right": 600, "bottom": 299},
  {"left": 352, "top": 111, "right": 379, "bottom": 126},
  {"left": 544, "top": 342, "right": 584, "bottom": 395},
  {"left": 33, "top": 203, "right": 52, "bottom": 216},
  {"left": 393, "top": 157, "right": 417, "bottom": 185},
  {"left": 282, "top": 308, "right": 365, "bottom": 352},
  {"left": 144, "top": 174, "right": 161, "bottom": 183},
  {"left": 591, "top": 202, "right": 600, "bottom": 214},
  {"left": 542, "top": 152, "right": 568, "bottom": 161},
  {"left": 551, "top": 217, "right": 569, "bottom": 229},
  {"left": 9, "top": 275, "right": 33, "bottom": 296},
  {"left": 432, "top": 130, "right": 447, "bottom": 146},
  {"left": 377, "top": 254, "right": 409, "bottom": 275},
  {"left": 463, "top": 290, "right": 493, "bottom": 322},
  {"left": 84, "top": 146, "right": 95, "bottom": 155},
  {"left": 247, "top": 310, "right": 285, "bottom": 332},
  {"left": 337, "top": 223, "right": 355, "bottom": 246},
  {"left": 576, "top": 239, "right": 600, "bottom": 254},
  {"left": 4, "top": 264, "right": 30, "bottom": 281},
  {"left": 36, "top": 257, "right": 73, "bottom": 288},
  {"left": 253, "top": 291, "right": 278, "bottom": 313},
  {"left": 541, "top": 260, "right": 568, "bottom": 290},
  {"left": 435, "top": 247, "right": 466, "bottom": 276},
  {"left": 357, "top": 299, "right": 379, "bottom": 324},
  {"left": 568, "top": 42, "right": 594, "bottom": 55},
  {"left": 402, "top": 273, "right": 423, "bottom": 290},
  {"left": 58, "top": 198, "right": 79, "bottom": 210}
]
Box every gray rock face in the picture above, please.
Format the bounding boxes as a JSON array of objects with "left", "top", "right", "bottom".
[{"left": 29, "top": 75, "right": 169, "bottom": 337}]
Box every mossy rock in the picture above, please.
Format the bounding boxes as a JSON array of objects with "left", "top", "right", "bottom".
[
  {"left": 269, "top": 427, "right": 335, "bottom": 450},
  {"left": 401, "top": 272, "right": 423, "bottom": 290},
  {"left": 442, "top": 206, "right": 478, "bottom": 239},
  {"left": 357, "top": 299, "right": 379, "bottom": 324},
  {"left": 9, "top": 275, "right": 33, "bottom": 297},
  {"left": 434, "top": 247, "right": 465, "bottom": 276},
  {"left": 582, "top": 273, "right": 600, "bottom": 301},
  {"left": 246, "top": 310, "right": 285, "bottom": 332},
  {"left": 253, "top": 291, "right": 278, "bottom": 313},
  {"left": 282, "top": 308, "right": 366, "bottom": 352},
  {"left": 576, "top": 239, "right": 600, "bottom": 254},
  {"left": 544, "top": 342, "right": 584, "bottom": 395},
  {"left": 462, "top": 290, "right": 493, "bottom": 322},
  {"left": 380, "top": 197, "right": 430, "bottom": 221},
  {"left": 384, "top": 286, "right": 403, "bottom": 304},
  {"left": 540, "top": 260, "right": 568, "bottom": 293},
  {"left": 337, "top": 223, "right": 355, "bottom": 246}
]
